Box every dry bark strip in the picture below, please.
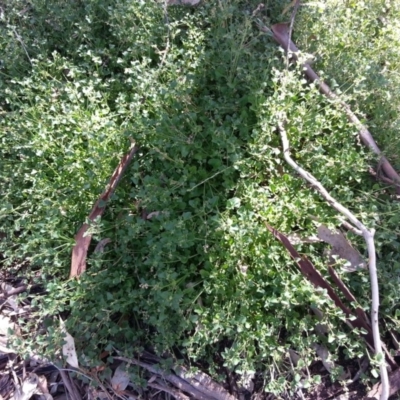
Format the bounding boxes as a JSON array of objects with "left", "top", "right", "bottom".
[
  {"left": 0, "top": 285, "right": 28, "bottom": 299},
  {"left": 148, "top": 381, "right": 190, "bottom": 400},
  {"left": 59, "top": 369, "right": 82, "bottom": 400},
  {"left": 258, "top": 21, "right": 400, "bottom": 193},
  {"left": 70, "top": 143, "right": 140, "bottom": 278},
  {"left": 173, "top": 365, "right": 237, "bottom": 400},
  {"left": 114, "top": 356, "right": 237, "bottom": 400},
  {"left": 368, "top": 368, "right": 400, "bottom": 399},
  {"left": 317, "top": 224, "right": 365, "bottom": 271},
  {"left": 264, "top": 223, "right": 396, "bottom": 371}
]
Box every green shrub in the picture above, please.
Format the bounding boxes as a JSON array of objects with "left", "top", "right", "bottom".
[
  {"left": 295, "top": 0, "right": 400, "bottom": 166},
  {"left": 2, "top": 0, "right": 400, "bottom": 395}
]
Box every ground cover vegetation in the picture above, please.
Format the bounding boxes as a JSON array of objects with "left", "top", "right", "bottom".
[{"left": 1, "top": 0, "right": 400, "bottom": 396}]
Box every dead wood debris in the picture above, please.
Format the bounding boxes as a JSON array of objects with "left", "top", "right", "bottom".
[
  {"left": 317, "top": 225, "right": 365, "bottom": 272},
  {"left": 264, "top": 223, "right": 397, "bottom": 371},
  {"left": 255, "top": 19, "right": 400, "bottom": 194},
  {"left": 70, "top": 142, "right": 140, "bottom": 278},
  {"left": 114, "top": 353, "right": 238, "bottom": 400}
]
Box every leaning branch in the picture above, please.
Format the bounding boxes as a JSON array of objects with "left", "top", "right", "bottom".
[
  {"left": 70, "top": 141, "right": 140, "bottom": 278},
  {"left": 276, "top": 119, "right": 389, "bottom": 400},
  {"left": 256, "top": 20, "right": 400, "bottom": 193}
]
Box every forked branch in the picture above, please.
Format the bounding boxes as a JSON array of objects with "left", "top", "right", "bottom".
[
  {"left": 255, "top": 19, "right": 400, "bottom": 193},
  {"left": 276, "top": 118, "right": 389, "bottom": 400}
]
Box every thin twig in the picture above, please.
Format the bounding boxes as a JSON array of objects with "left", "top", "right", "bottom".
[
  {"left": 159, "top": 0, "right": 171, "bottom": 69},
  {"left": 11, "top": 27, "right": 32, "bottom": 66},
  {"left": 286, "top": 0, "right": 301, "bottom": 69},
  {"left": 58, "top": 369, "right": 82, "bottom": 400},
  {"left": 0, "top": 285, "right": 28, "bottom": 298},
  {"left": 188, "top": 166, "right": 231, "bottom": 191},
  {"left": 148, "top": 381, "right": 190, "bottom": 400},
  {"left": 276, "top": 118, "right": 389, "bottom": 400},
  {"left": 341, "top": 220, "right": 363, "bottom": 236},
  {"left": 251, "top": 3, "right": 265, "bottom": 18},
  {"left": 113, "top": 356, "right": 212, "bottom": 400}
]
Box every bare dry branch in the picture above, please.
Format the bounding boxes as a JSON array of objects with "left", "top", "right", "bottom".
[
  {"left": 0, "top": 285, "right": 28, "bottom": 299},
  {"left": 59, "top": 369, "right": 82, "bottom": 400},
  {"left": 70, "top": 142, "right": 139, "bottom": 278},
  {"left": 276, "top": 119, "right": 389, "bottom": 400},
  {"left": 148, "top": 381, "right": 190, "bottom": 400},
  {"left": 258, "top": 20, "right": 400, "bottom": 193},
  {"left": 173, "top": 365, "right": 236, "bottom": 400},
  {"left": 286, "top": 0, "right": 301, "bottom": 69},
  {"left": 113, "top": 356, "right": 221, "bottom": 400}
]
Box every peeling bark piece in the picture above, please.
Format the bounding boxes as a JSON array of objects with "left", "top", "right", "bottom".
[
  {"left": 312, "top": 343, "right": 335, "bottom": 373},
  {"left": 115, "top": 355, "right": 238, "bottom": 400},
  {"left": 70, "top": 143, "right": 139, "bottom": 278},
  {"left": 61, "top": 329, "right": 79, "bottom": 368},
  {"left": 317, "top": 225, "right": 365, "bottom": 271},
  {"left": 14, "top": 373, "right": 39, "bottom": 400},
  {"left": 368, "top": 368, "right": 400, "bottom": 399},
  {"left": 94, "top": 238, "right": 112, "bottom": 254},
  {"left": 111, "top": 364, "right": 130, "bottom": 392},
  {"left": 0, "top": 315, "right": 14, "bottom": 335},
  {"left": 0, "top": 282, "right": 21, "bottom": 309},
  {"left": 312, "top": 343, "right": 350, "bottom": 380},
  {"left": 174, "top": 365, "right": 237, "bottom": 400},
  {"left": 265, "top": 223, "right": 351, "bottom": 313},
  {"left": 286, "top": 232, "right": 321, "bottom": 244},
  {"left": 265, "top": 223, "right": 397, "bottom": 370},
  {"left": 289, "top": 349, "right": 301, "bottom": 367},
  {"left": 269, "top": 22, "right": 400, "bottom": 193}
]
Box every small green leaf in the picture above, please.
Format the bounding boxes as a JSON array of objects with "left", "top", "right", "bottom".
[{"left": 227, "top": 198, "right": 241, "bottom": 209}]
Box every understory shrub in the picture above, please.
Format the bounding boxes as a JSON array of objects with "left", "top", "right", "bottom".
[{"left": 1, "top": 0, "right": 400, "bottom": 395}]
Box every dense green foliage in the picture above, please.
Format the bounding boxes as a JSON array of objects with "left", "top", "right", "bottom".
[
  {"left": 1, "top": 0, "right": 400, "bottom": 395},
  {"left": 296, "top": 0, "right": 400, "bottom": 160}
]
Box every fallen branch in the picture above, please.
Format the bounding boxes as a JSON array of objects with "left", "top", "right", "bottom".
[
  {"left": 264, "top": 222, "right": 396, "bottom": 370},
  {"left": 276, "top": 120, "right": 389, "bottom": 399},
  {"left": 148, "top": 381, "right": 190, "bottom": 400},
  {"left": 70, "top": 142, "right": 139, "bottom": 278},
  {"left": 58, "top": 369, "right": 82, "bottom": 400},
  {"left": 173, "top": 365, "right": 237, "bottom": 400},
  {"left": 285, "top": 0, "right": 301, "bottom": 70},
  {"left": 0, "top": 285, "right": 28, "bottom": 298},
  {"left": 256, "top": 20, "right": 400, "bottom": 193},
  {"left": 114, "top": 355, "right": 237, "bottom": 400}
]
